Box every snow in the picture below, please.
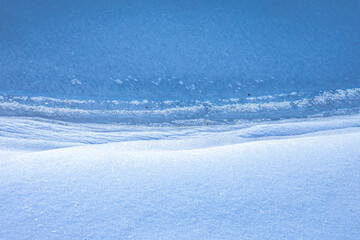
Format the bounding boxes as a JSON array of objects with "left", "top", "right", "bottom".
[
  {"left": 1, "top": 88, "right": 360, "bottom": 125},
  {"left": 1, "top": 0, "right": 360, "bottom": 238},
  {"left": 1, "top": 114, "right": 360, "bottom": 152},
  {"left": 1, "top": 116, "right": 360, "bottom": 239}
]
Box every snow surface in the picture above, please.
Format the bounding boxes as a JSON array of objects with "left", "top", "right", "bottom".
[
  {"left": 1, "top": 0, "right": 360, "bottom": 239},
  {"left": 1, "top": 116, "right": 360, "bottom": 239}
]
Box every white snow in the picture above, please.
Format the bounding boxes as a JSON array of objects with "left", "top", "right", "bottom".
[
  {"left": 2, "top": 0, "right": 360, "bottom": 238},
  {"left": 1, "top": 116, "right": 360, "bottom": 239},
  {"left": 70, "top": 79, "right": 82, "bottom": 85},
  {"left": 114, "top": 79, "right": 123, "bottom": 85}
]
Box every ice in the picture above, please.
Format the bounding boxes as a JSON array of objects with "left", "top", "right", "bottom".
[{"left": 1, "top": 0, "right": 360, "bottom": 103}]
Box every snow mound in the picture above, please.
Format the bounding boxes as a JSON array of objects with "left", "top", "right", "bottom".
[{"left": 1, "top": 127, "right": 360, "bottom": 239}]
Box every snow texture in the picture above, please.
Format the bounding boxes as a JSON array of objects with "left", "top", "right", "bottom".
[
  {"left": 1, "top": 123, "right": 360, "bottom": 239},
  {"left": 1, "top": 1, "right": 360, "bottom": 239}
]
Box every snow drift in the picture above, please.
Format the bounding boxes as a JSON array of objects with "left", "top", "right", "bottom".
[
  {"left": 1, "top": 123, "right": 360, "bottom": 239},
  {"left": 1, "top": 0, "right": 360, "bottom": 239}
]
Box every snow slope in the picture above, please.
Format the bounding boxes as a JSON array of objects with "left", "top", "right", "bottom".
[
  {"left": 1, "top": 1, "right": 360, "bottom": 239},
  {"left": 1, "top": 116, "right": 360, "bottom": 239}
]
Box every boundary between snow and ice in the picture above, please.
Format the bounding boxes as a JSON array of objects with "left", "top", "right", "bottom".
[{"left": 1, "top": 88, "right": 360, "bottom": 124}]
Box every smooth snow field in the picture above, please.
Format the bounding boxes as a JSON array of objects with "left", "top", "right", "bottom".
[
  {"left": 1, "top": 115, "right": 360, "bottom": 239},
  {"left": 1, "top": 0, "right": 360, "bottom": 239}
]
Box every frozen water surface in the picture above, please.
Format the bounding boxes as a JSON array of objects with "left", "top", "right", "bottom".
[
  {"left": 1, "top": 0, "right": 360, "bottom": 124},
  {"left": 1, "top": 0, "right": 360, "bottom": 239}
]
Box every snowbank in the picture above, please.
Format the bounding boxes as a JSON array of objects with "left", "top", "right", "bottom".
[{"left": 1, "top": 117, "right": 360, "bottom": 239}]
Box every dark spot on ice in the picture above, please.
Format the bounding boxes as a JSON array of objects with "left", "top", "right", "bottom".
[
  {"left": 248, "top": 93, "right": 251, "bottom": 96},
  {"left": 145, "top": 106, "right": 149, "bottom": 109}
]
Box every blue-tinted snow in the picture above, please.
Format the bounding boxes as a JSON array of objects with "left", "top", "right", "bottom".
[
  {"left": 1, "top": 1, "right": 360, "bottom": 239},
  {"left": 1, "top": 114, "right": 360, "bottom": 152},
  {"left": 1, "top": 127, "right": 360, "bottom": 239},
  {"left": 1, "top": 0, "right": 360, "bottom": 124}
]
